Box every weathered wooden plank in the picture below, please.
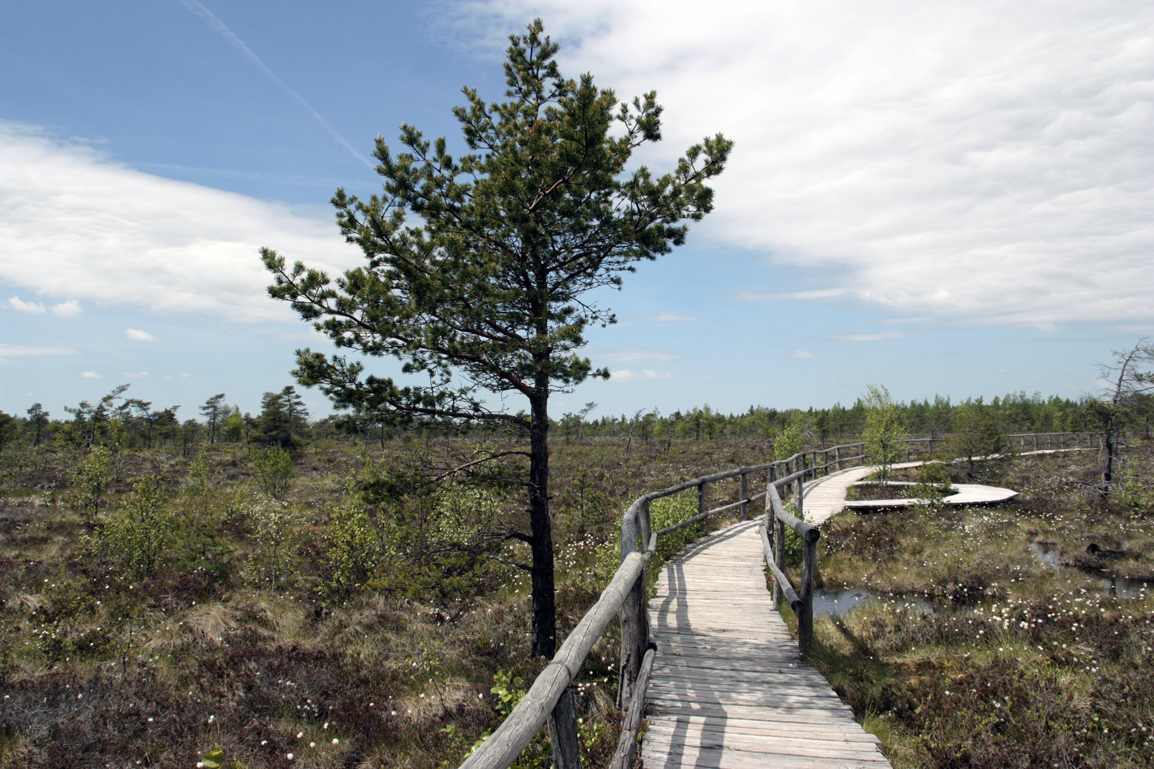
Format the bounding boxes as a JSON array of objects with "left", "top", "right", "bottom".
[
  {"left": 644, "top": 715, "right": 882, "bottom": 744},
  {"left": 643, "top": 743, "right": 889, "bottom": 769},
  {"left": 646, "top": 718, "right": 881, "bottom": 743},
  {"left": 608, "top": 647, "right": 654, "bottom": 769},
  {"left": 643, "top": 518, "right": 892, "bottom": 769},
  {"left": 642, "top": 730, "right": 888, "bottom": 761}
]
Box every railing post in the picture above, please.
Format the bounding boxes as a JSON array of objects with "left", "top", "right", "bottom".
[
  {"left": 767, "top": 467, "right": 783, "bottom": 610},
  {"left": 834, "top": 445, "right": 840, "bottom": 470},
  {"left": 794, "top": 455, "right": 805, "bottom": 520},
  {"left": 773, "top": 517, "right": 785, "bottom": 612},
  {"left": 618, "top": 503, "right": 648, "bottom": 712},
  {"left": 798, "top": 528, "right": 820, "bottom": 656},
  {"left": 697, "top": 482, "right": 706, "bottom": 519},
  {"left": 618, "top": 565, "right": 648, "bottom": 710},
  {"left": 548, "top": 687, "right": 580, "bottom": 769},
  {"left": 739, "top": 472, "right": 749, "bottom": 520},
  {"left": 639, "top": 498, "right": 652, "bottom": 553}
]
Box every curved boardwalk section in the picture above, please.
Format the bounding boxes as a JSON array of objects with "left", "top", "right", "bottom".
[
  {"left": 643, "top": 519, "right": 891, "bottom": 768},
  {"left": 802, "top": 462, "right": 1018, "bottom": 524}
]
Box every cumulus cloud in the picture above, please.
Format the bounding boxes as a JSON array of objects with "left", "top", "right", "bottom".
[
  {"left": 123, "top": 371, "right": 149, "bottom": 378},
  {"left": 7, "top": 295, "right": 83, "bottom": 318},
  {"left": 8, "top": 296, "right": 45, "bottom": 314},
  {"left": 449, "top": 0, "right": 1154, "bottom": 329},
  {"left": 125, "top": 329, "right": 158, "bottom": 342},
  {"left": 81, "top": 371, "right": 102, "bottom": 379},
  {"left": 791, "top": 350, "right": 813, "bottom": 359},
  {"left": 610, "top": 369, "right": 675, "bottom": 382},
  {"left": 0, "top": 123, "right": 362, "bottom": 323},
  {"left": 51, "top": 299, "right": 82, "bottom": 318}
]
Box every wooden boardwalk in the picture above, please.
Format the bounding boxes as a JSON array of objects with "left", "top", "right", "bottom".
[
  {"left": 643, "top": 519, "right": 891, "bottom": 768},
  {"left": 801, "top": 462, "right": 1018, "bottom": 523}
]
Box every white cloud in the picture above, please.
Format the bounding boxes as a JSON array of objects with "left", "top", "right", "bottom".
[
  {"left": 611, "top": 369, "right": 675, "bottom": 382},
  {"left": 51, "top": 299, "right": 82, "bottom": 318},
  {"left": 997, "top": 367, "right": 1018, "bottom": 374},
  {"left": 123, "top": 371, "right": 149, "bottom": 378},
  {"left": 8, "top": 296, "right": 45, "bottom": 314},
  {"left": 125, "top": 329, "right": 158, "bottom": 342},
  {"left": 81, "top": 371, "right": 102, "bottom": 379},
  {"left": 633, "top": 312, "right": 699, "bottom": 323},
  {"left": 0, "top": 122, "right": 362, "bottom": 324},
  {"left": 0, "top": 343, "right": 76, "bottom": 360},
  {"left": 454, "top": 0, "right": 1154, "bottom": 329},
  {"left": 828, "top": 331, "right": 912, "bottom": 343},
  {"left": 791, "top": 350, "right": 813, "bottom": 359},
  {"left": 594, "top": 347, "right": 680, "bottom": 364}
]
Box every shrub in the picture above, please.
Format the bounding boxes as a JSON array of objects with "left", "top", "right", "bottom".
[
  {"left": 73, "top": 445, "right": 111, "bottom": 525},
  {"left": 911, "top": 461, "right": 954, "bottom": 505},
  {"left": 322, "top": 484, "right": 389, "bottom": 600},
  {"left": 863, "top": 385, "right": 905, "bottom": 482},
  {"left": 248, "top": 446, "right": 293, "bottom": 499},
  {"left": 773, "top": 424, "right": 805, "bottom": 461},
  {"left": 102, "top": 474, "right": 177, "bottom": 580},
  {"left": 245, "top": 495, "right": 303, "bottom": 589}
]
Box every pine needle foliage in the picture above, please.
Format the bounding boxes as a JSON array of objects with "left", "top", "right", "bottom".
[{"left": 261, "top": 19, "right": 731, "bottom": 656}]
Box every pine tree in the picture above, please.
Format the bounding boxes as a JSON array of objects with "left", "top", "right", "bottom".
[
  {"left": 262, "top": 19, "right": 731, "bottom": 656},
  {"left": 200, "top": 393, "right": 226, "bottom": 444},
  {"left": 26, "top": 403, "right": 49, "bottom": 448}
]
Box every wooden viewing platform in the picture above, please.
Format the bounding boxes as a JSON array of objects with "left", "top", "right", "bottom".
[{"left": 643, "top": 519, "right": 891, "bottom": 768}]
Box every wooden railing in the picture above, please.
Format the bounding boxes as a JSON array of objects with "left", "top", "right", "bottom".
[
  {"left": 459, "top": 431, "right": 1096, "bottom": 769},
  {"left": 1008, "top": 432, "right": 1100, "bottom": 452},
  {"left": 460, "top": 443, "right": 868, "bottom": 769}
]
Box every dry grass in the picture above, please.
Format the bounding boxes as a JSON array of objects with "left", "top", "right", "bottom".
[{"left": 0, "top": 437, "right": 755, "bottom": 768}]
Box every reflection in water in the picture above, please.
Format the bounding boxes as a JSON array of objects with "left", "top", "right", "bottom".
[
  {"left": 1030, "top": 543, "right": 1151, "bottom": 599},
  {"left": 1030, "top": 543, "right": 1061, "bottom": 569},
  {"left": 812, "top": 589, "right": 935, "bottom": 617},
  {"left": 813, "top": 546, "right": 1153, "bottom": 618}
]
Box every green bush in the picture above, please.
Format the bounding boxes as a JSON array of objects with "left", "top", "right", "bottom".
[
  {"left": 911, "top": 460, "right": 954, "bottom": 504},
  {"left": 248, "top": 446, "right": 293, "bottom": 499},
  {"left": 322, "top": 484, "right": 389, "bottom": 600},
  {"left": 773, "top": 424, "right": 805, "bottom": 461},
  {"left": 244, "top": 495, "right": 302, "bottom": 588},
  {"left": 102, "top": 474, "right": 177, "bottom": 579},
  {"left": 73, "top": 445, "right": 111, "bottom": 525}
]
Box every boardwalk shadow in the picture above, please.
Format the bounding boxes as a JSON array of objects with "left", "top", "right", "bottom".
[{"left": 649, "top": 521, "right": 765, "bottom": 768}]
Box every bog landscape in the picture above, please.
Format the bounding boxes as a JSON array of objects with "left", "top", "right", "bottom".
[
  {"left": 2, "top": 12, "right": 1152, "bottom": 769},
  {"left": 0, "top": 378, "right": 1152, "bottom": 768}
]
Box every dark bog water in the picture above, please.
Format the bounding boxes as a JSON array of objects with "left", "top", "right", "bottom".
[
  {"left": 1030, "top": 543, "right": 1152, "bottom": 599},
  {"left": 811, "top": 589, "right": 936, "bottom": 617}
]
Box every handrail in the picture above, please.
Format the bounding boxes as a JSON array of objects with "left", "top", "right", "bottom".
[
  {"left": 462, "top": 445, "right": 842, "bottom": 769},
  {"left": 459, "top": 431, "right": 1094, "bottom": 769}
]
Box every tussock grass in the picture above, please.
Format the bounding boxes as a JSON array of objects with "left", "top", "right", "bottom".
[
  {"left": 0, "top": 437, "right": 755, "bottom": 767},
  {"left": 809, "top": 444, "right": 1154, "bottom": 768}
]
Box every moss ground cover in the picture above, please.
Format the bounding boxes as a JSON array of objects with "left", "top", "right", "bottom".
[
  {"left": 810, "top": 444, "right": 1154, "bottom": 768},
  {"left": 0, "top": 436, "right": 766, "bottom": 768}
]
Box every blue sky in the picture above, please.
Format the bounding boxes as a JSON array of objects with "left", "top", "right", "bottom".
[{"left": 1, "top": 0, "right": 1151, "bottom": 424}]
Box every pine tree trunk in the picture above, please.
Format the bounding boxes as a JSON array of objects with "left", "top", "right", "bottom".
[{"left": 528, "top": 385, "right": 556, "bottom": 658}]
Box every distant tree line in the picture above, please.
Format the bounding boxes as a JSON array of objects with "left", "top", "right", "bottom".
[{"left": 0, "top": 385, "right": 1149, "bottom": 457}]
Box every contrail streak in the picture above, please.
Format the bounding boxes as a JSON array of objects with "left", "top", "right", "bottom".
[{"left": 178, "top": 0, "right": 375, "bottom": 170}]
